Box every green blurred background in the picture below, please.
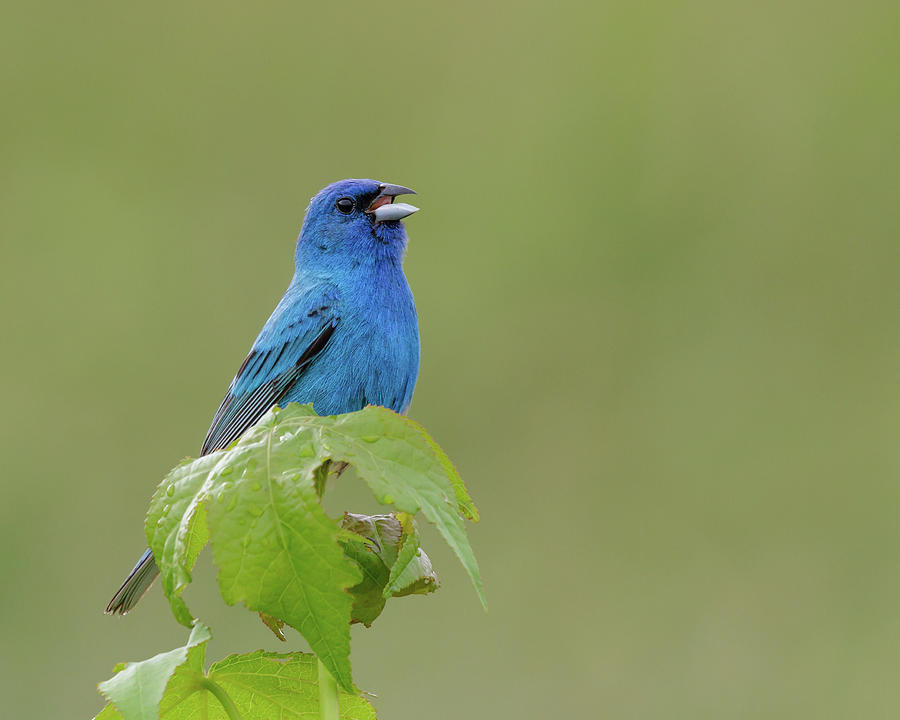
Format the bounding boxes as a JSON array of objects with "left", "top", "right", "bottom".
[{"left": 2, "top": 2, "right": 899, "bottom": 717}]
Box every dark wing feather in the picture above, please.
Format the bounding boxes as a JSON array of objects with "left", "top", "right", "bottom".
[{"left": 201, "top": 319, "right": 337, "bottom": 455}]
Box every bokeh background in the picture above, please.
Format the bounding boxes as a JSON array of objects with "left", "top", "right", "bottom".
[{"left": 2, "top": 2, "right": 899, "bottom": 718}]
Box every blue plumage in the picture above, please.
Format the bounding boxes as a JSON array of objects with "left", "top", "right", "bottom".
[{"left": 107, "top": 179, "right": 420, "bottom": 614}]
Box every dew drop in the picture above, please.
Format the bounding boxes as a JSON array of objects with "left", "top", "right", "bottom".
[
  {"left": 361, "top": 435, "right": 379, "bottom": 443},
  {"left": 226, "top": 496, "right": 238, "bottom": 511},
  {"left": 247, "top": 504, "right": 264, "bottom": 518},
  {"left": 250, "top": 481, "right": 261, "bottom": 492},
  {"left": 165, "top": 484, "right": 175, "bottom": 497}
]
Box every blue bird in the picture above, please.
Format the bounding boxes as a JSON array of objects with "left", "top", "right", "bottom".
[{"left": 106, "top": 179, "right": 421, "bottom": 614}]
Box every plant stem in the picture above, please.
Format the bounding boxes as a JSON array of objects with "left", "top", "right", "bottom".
[
  {"left": 198, "top": 676, "right": 243, "bottom": 720},
  {"left": 317, "top": 657, "right": 340, "bottom": 720}
]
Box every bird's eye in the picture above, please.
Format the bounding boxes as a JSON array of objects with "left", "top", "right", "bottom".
[{"left": 335, "top": 197, "right": 355, "bottom": 214}]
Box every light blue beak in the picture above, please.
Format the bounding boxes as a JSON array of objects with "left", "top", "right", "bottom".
[{"left": 366, "top": 183, "right": 419, "bottom": 221}]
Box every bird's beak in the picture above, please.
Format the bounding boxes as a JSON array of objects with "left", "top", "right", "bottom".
[{"left": 366, "top": 183, "right": 419, "bottom": 222}]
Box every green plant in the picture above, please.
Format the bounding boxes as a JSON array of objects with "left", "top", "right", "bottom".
[{"left": 94, "top": 404, "right": 484, "bottom": 719}]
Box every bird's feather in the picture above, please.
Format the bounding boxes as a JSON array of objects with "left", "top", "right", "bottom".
[{"left": 201, "top": 287, "right": 339, "bottom": 454}]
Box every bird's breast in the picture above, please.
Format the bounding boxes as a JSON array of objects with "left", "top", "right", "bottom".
[
  {"left": 345, "top": 270, "right": 420, "bottom": 412},
  {"left": 287, "top": 267, "right": 420, "bottom": 416}
]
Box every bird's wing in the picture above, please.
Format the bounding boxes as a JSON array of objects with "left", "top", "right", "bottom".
[{"left": 200, "top": 287, "right": 339, "bottom": 455}]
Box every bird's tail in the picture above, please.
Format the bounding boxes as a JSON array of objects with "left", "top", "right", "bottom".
[{"left": 105, "top": 548, "right": 160, "bottom": 615}]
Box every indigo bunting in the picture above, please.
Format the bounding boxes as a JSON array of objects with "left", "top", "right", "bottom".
[{"left": 106, "top": 179, "right": 420, "bottom": 614}]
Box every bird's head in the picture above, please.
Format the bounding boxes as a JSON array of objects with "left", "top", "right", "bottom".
[{"left": 296, "top": 179, "right": 418, "bottom": 271}]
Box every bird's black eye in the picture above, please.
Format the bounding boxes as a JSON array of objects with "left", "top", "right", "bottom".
[{"left": 335, "top": 197, "right": 355, "bottom": 214}]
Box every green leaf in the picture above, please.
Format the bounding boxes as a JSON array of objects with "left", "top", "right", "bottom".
[
  {"left": 313, "top": 459, "right": 333, "bottom": 498},
  {"left": 95, "top": 627, "right": 376, "bottom": 720},
  {"left": 203, "top": 412, "right": 360, "bottom": 691},
  {"left": 339, "top": 519, "right": 390, "bottom": 627},
  {"left": 145, "top": 403, "right": 483, "bottom": 692},
  {"left": 93, "top": 704, "right": 121, "bottom": 720},
  {"left": 145, "top": 453, "right": 217, "bottom": 626},
  {"left": 97, "top": 621, "right": 211, "bottom": 720},
  {"left": 258, "top": 611, "right": 287, "bottom": 642},
  {"left": 147, "top": 408, "right": 360, "bottom": 692},
  {"left": 208, "top": 651, "right": 375, "bottom": 720},
  {"left": 340, "top": 513, "right": 438, "bottom": 624},
  {"left": 297, "top": 406, "right": 485, "bottom": 609},
  {"left": 341, "top": 513, "right": 404, "bottom": 569},
  {"left": 385, "top": 513, "right": 439, "bottom": 598},
  {"left": 404, "top": 416, "right": 480, "bottom": 522}
]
